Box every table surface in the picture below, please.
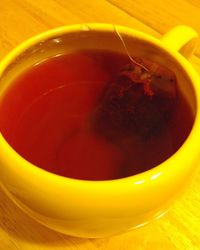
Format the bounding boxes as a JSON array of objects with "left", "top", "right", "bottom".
[{"left": 0, "top": 1, "right": 200, "bottom": 249}]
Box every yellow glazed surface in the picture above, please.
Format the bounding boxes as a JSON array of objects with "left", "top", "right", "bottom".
[{"left": 0, "top": 24, "right": 199, "bottom": 238}]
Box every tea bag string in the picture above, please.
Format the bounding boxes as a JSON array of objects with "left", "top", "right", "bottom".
[{"left": 114, "top": 26, "right": 149, "bottom": 72}]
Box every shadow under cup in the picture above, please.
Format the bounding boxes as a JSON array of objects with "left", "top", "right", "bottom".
[{"left": 0, "top": 26, "right": 196, "bottom": 181}]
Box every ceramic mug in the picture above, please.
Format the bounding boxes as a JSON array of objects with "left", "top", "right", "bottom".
[{"left": 0, "top": 24, "right": 199, "bottom": 238}]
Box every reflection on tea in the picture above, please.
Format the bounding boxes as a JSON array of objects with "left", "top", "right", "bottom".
[{"left": 0, "top": 50, "right": 194, "bottom": 180}]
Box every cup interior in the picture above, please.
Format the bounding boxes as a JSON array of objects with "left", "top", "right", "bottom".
[{"left": 0, "top": 25, "right": 197, "bottom": 180}]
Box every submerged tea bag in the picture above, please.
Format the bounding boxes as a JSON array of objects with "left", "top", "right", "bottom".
[{"left": 92, "top": 57, "right": 177, "bottom": 140}]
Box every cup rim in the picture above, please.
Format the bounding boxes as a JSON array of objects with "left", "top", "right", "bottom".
[{"left": 0, "top": 23, "right": 200, "bottom": 186}]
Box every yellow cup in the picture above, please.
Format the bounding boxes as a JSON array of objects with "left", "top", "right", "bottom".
[{"left": 0, "top": 24, "right": 199, "bottom": 238}]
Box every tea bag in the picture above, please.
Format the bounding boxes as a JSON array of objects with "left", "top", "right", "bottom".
[{"left": 92, "top": 57, "right": 177, "bottom": 140}]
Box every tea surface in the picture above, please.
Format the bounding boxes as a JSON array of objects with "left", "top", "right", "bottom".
[{"left": 0, "top": 50, "right": 194, "bottom": 180}]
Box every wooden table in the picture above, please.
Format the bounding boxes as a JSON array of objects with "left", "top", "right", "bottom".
[{"left": 0, "top": 1, "right": 200, "bottom": 249}]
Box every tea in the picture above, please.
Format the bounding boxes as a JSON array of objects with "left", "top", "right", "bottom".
[{"left": 0, "top": 50, "right": 194, "bottom": 180}]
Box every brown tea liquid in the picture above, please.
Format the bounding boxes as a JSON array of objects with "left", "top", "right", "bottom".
[{"left": 0, "top": 50, "right": 194, "bottom": 180}]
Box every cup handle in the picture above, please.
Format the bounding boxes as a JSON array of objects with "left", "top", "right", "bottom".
[{"left": 161, "top": 25, "right": 198, "bottom": 59}]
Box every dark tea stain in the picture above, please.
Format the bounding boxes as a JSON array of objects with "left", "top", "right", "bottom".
[{"left": 0, "top": 50, "right": 194, "bottom": 180}]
